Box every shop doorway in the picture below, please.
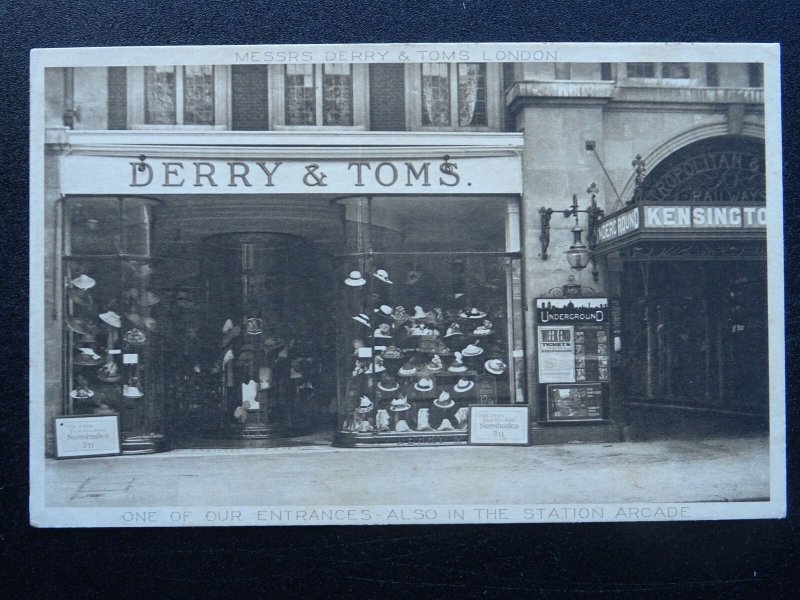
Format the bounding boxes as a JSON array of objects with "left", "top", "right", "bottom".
[{"left": 160, "top": 232, "right": 338, "bottom": 447}]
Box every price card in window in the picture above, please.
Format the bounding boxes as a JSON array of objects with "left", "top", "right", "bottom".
[{"left": 123, "top": 353, "right": 138, "bottom": 364}]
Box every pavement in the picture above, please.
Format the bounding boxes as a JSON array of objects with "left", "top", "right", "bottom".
[{"left": 43, "top": 433, "right": 771, "bottom": 508}]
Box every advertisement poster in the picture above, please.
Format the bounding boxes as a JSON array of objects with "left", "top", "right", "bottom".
[
  {"left": 537, "top": 325, "right": 575, "bottom": 383},
  {"left": 546, "top": 384, "right": 604, "bottom": 421}
]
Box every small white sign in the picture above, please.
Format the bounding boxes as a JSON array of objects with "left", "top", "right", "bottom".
[
  {"left": 468, "top": 405, "right": 530, "bottom": 446},
  {"left": 54, "top": 415, "right": 121, "bottom": 458},
  {"left": 123, "top": 353, "right": 138, "bottom": 364}
]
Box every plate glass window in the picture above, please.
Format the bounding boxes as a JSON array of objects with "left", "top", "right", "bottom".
[{"left": 285, "top": 64, "right": 354, "bottom": 126}]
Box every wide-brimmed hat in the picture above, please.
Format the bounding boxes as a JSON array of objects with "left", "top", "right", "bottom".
[
  {"left": 374, "top": 304, "right": 393, "bottom": 318},
  {"left": 74, "top": 348, "right": 103, "bottom": 366},
  {"left": 97, "top": 361, "right": 122, "bottom": 383},
  {"left": 71, "top": 274, "right": 96, "bottom": 290},
  {"left": 389, "top": 397, "right": 411, "bottom": 412},
  {"left": 69, "top": 387, "right": 95, "bottom": 399},
  {"left": 141, "top": 317, "right": 158, "bottom": 332},
  {"left": 461, "top": 307, "right": 487, "bottom": 319},
  {"left": 462, "top": 343, "right": 483, "bottom": 357},
  {"left": 373, "top": 324, "right": 392, "bottom": 338},
  {"left": 139, "top": 291, "right": 160, "bottom": 306},
  {"left": 345, "top": 270, "right": 366, "bottom": 286},
  {"left": 222, "top": 318, "right": 235, "bottom": 333},
  {"left": 222, "top": 348, "right": 234, "bottom": 365},
  {"left": 99, "top": 311, "right": 121, "bottom": 328},
  {"left": 444, "top": 323, "right": 462, "bottom": 338},
  {"left": 414, "top": 377, "right": 434, "bottom": 392},
  {"left": 351, "top": 313, "right": 371, "bottom": 327},
  {"left": 453, "top": 378, "right": 475, "bottom": 393},
  {"left": 434, "top": 390, "right": 454, "bottom": 409},
  {"left": 77, "top": 333, "right": 96, "bottom": 344},
  {"left": 66, "top": 316, "right": 98, "bottom": 336},
  {"left": 378, "top": 375, "right": 399, "bottom": 392},
  {"left": 411, "top": 305, "right": 427, "bottom": 319},
  {"left": 123, "top": 384, "right": 144, "bottom": 398},
  {"left": 473, "top": 325, "right": 492, "bottom": 336},
  {"left": 67, "top": 288, "right": 94, "bottom": 307},
  {"left": 373, "top": 269, "right": 392, "bottom": 284},
  {"left": 123, "top": 328, "right": 147, "bottom": 345},
  {"left": 246, "top": 317, "right": 263, "bottom": 335},
  {"left": 355, "top": 395, "right": 374, "bottom": 413},
  {"left": 427, "top": 355, "right": 443, "bottom": 372},
  {"left": 485, "top": 358, "right": 508, "bottom": 375},
  {"left": 398, "top": 361, "right": 417, "bottom": 376}
]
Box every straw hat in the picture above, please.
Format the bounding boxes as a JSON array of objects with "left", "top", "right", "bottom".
[
  {"left": 411, "top": 305, "right": 427, "bottom": 319},
  {"left": 139, "top": 291, "right": 160, "bottom": 306},
  {"left": 246, "top": 317, "right": 263, "bottom": 335},
  {"left": 378, "top": 375, "right": 399, "bottom": 392},
  {"left": 448, "top": 352, "right": 467, "bottom": 373},
  {"left": 374, "top": 304, "right": 393, "bottom": 318},
  {"left": 345, "top": 271, "right": 366, "bottom": 286},
  {"left": 69, "top": 387, "right": 94, "bottom": 399},
  {"left": 99, "top": 311, "right": 122, "bottom": 328},
  {"left": 97, "top": 361, "right": 122, "bottom": 383},
  {"left": 453, "top": 378, "right": 475, "bottom": 393},
  {"left": 444, "top": 323, "right": 462, "bottom": 338},
  {"left": 434, "top": 391, "right": 454, "bottom": 409},
  {"left": 485, "top": 358, "right": 508, "bottom": 375},
  {"left": 355, "top": 395, "right": 374, "bottom": 413},
  {"left": 352, "top": 313, "right": 371, "bottom": 327},
  {"left": 71, "top": 274, "right": 96, "bottom": 290},
  {"left": 462, "top": 343, "right": 483, "bottom": 357},
  {"left": 373, "top": 324, "right": 392, "bottom": 338},
  {"left": 389, "top": 396, "right": 411, "bottom": 412},
  {"left": 460, "top": 307, "right": 487, "bottom": 319},
  {"left": 123, "top": 383, "right": 144, "bottom": 398},
  {"left": 414, "top": 377, "right": 434, "bottom": 392},
  {"left": 373, "top": 269, "right": 392, "bottom": 284},
  {"left": 398, "top": 361, "right": 417, "bottom": 377}
]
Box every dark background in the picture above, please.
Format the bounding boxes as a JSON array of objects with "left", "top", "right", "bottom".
[{"left": 1, "top": 1, "right": 798, "bottom": 598}]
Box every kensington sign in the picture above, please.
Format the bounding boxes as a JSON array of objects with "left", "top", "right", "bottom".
[{"left": 596, "top": 203, "right": 767, "bottom": 245}]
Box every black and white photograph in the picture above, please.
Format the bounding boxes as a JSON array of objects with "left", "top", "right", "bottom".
[{"left": 29, "top": 42, "right": 785, "bottom": 527}]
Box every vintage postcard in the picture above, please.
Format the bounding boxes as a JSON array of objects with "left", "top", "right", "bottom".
[{"left": 29, "top": 42, "right": 785, "bottom": 527}]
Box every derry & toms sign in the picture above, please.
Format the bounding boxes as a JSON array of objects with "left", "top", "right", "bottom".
[{"left": 60, "top": 154, "right": 522, "bottom": 195}]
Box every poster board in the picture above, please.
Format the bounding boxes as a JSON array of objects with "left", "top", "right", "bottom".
[
  {"left": 468, "top": 405, "right": 530, "bottom": 445},
  {"left": 54, "top": 415, "right": 122, "bottom": 459},
  {"left": 546, "top": 384, "right": 604, "bottom": 422}
]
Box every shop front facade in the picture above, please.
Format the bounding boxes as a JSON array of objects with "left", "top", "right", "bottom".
[{"left": 39, "top": 59, "right": 767, "bottom": 454}]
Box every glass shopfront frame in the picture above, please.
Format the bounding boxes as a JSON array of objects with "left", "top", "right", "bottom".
[{"left": 332, "top": 195, "right": 525, "bottom": 446}]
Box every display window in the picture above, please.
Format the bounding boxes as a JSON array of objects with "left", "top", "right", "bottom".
[
  {"left": 334, "top": 195, "right": 525, "bottom": 445},
  {"left": 62, "top": 196, "right": 165, "bottom": 453}
]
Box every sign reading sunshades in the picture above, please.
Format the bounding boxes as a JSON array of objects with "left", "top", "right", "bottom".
[
  {"left": 54, "top": 415, "right": 122, "bottom": 458},
  {"left": 596, "top": 204, "right": 767, "bottom": 245},
  {"left": 468, "top": 405, "right": 530, "bottom": 445}
]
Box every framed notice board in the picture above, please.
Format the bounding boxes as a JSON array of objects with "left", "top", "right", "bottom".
[
  {"left": 54, "top": 414, "right": 122, "bottom": 458},
  {"left": 468, "top": 405, "right": 530, "bottom": 445},
  {"left": 545, "top": 384, "right": 604, "bottom": 422}
]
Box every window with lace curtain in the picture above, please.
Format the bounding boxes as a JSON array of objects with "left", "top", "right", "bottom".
[
  {"left": 127, "top": 65, "right": 229, "bottom": 128},
  {"left": 407, "top": 63, "right": 499, "bottom": 130},
  {"left": 421, "top": 63, "right": 487, "bottom": 127},
  {"left": 271, "top": 64, "right": 367, "bottom": 128}
]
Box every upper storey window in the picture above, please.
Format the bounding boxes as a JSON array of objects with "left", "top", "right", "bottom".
[
  {"left": 625, "top": 62, "right": 693, "bottom": 81},
  {"left": 407, "top": 63, "right": 500, "bottom": 130},
  {"left": 270, "top": 64, "right": 367, "bottom": 129},
  {"left": 420, "top": 63, "right": 487, "bottom": 126},
  {"left": 128, "top": 65, "right": 229, "bottom": 128}
]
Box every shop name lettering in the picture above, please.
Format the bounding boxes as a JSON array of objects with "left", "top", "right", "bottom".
[{"left": 129, "top": 160, "right": 461, "bottom": 189}]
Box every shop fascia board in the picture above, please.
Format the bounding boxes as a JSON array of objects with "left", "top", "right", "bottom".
[{"left": 53, "top": 130, "right": 524, "bottom": 160}]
